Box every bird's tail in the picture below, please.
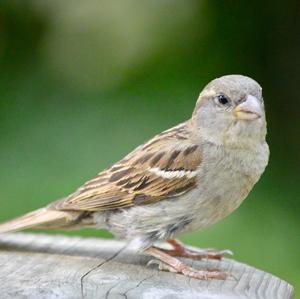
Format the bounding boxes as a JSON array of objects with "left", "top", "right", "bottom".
[{"left": 0, "top": 208, "right": 80, "bottom": 233}]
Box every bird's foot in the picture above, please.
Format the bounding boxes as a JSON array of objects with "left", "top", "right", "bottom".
[
  {"left": 145, "top": 247, "right": 228, "bottom": 280},
  {"left": 159, "top": 239, "right": 233, "bottom": 260}
]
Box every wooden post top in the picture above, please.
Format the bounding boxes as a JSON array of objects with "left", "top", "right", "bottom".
[{"left": 0, "top": 233, "right": 294, "bottom": 299}]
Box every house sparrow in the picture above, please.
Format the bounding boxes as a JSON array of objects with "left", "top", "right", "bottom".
[{"left": 0, "top": 75, "right": 269, "bottom": 279}]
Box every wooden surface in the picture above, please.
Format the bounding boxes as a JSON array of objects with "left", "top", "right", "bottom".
[{"left": 0, "top": 233, "right": 294, "bottom": 299}]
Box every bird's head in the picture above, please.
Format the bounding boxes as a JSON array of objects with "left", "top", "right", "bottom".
[{"left": 191, "top": 75, "right": 267, "bottom": 147}]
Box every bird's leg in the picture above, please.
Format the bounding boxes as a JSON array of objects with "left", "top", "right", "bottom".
[
  {"left": 157, "top": 239, "right": 233, "bottom": 260},
  {"left": 145, "top": 246, "right": 227, "bottom": 280}
]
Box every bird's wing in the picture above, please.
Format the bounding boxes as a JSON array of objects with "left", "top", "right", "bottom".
[{"left": 52, "top": 123, "right": 202, "bottom": 212}]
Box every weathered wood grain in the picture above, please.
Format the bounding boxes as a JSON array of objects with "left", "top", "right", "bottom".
[{"left": 0, "top": 233, "right": 294, "bottom": 299}]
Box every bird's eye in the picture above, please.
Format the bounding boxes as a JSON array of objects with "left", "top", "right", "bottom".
[{"left": 217, "top": 94, "right": 229, "bottom": 105}]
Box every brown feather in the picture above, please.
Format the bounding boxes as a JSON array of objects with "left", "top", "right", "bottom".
[
  {"left": 51, "top": 122, "right": 202, "bottom": 212},
  {"left": 0, "top": 208, "right": 80, "bottom": 233}
]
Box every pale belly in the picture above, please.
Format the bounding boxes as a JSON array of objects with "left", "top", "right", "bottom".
[
  {"left": 93, "top": 142, "right": 268, "bottom": 249},
  {"left": 94, "top": 167, "right": 258, "bottom": 249}
]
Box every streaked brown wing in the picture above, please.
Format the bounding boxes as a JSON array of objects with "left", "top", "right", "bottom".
[{"left": 53, "top": 123, "right": 202, "bottom": 212}]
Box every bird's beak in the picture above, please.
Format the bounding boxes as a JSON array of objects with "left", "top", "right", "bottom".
[{"left": 234, "top": 95, "right": 262, "bottom": 120}]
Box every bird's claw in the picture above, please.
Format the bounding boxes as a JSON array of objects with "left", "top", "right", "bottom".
[{"left": 147, "top": 259, "right": 178, "bottom": 272}]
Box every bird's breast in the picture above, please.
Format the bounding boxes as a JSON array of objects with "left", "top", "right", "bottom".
[{"left": 185, "top": 141, "right": 269, "bottom": 230}]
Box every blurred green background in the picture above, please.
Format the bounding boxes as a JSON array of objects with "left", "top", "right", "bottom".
[{"left": 0, "top": 0, "right": 299, "bottom": 293}]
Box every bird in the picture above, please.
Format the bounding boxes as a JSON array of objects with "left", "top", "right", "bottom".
[{"left": 0, "top": 74, "right": 269, "bottom": 280}]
